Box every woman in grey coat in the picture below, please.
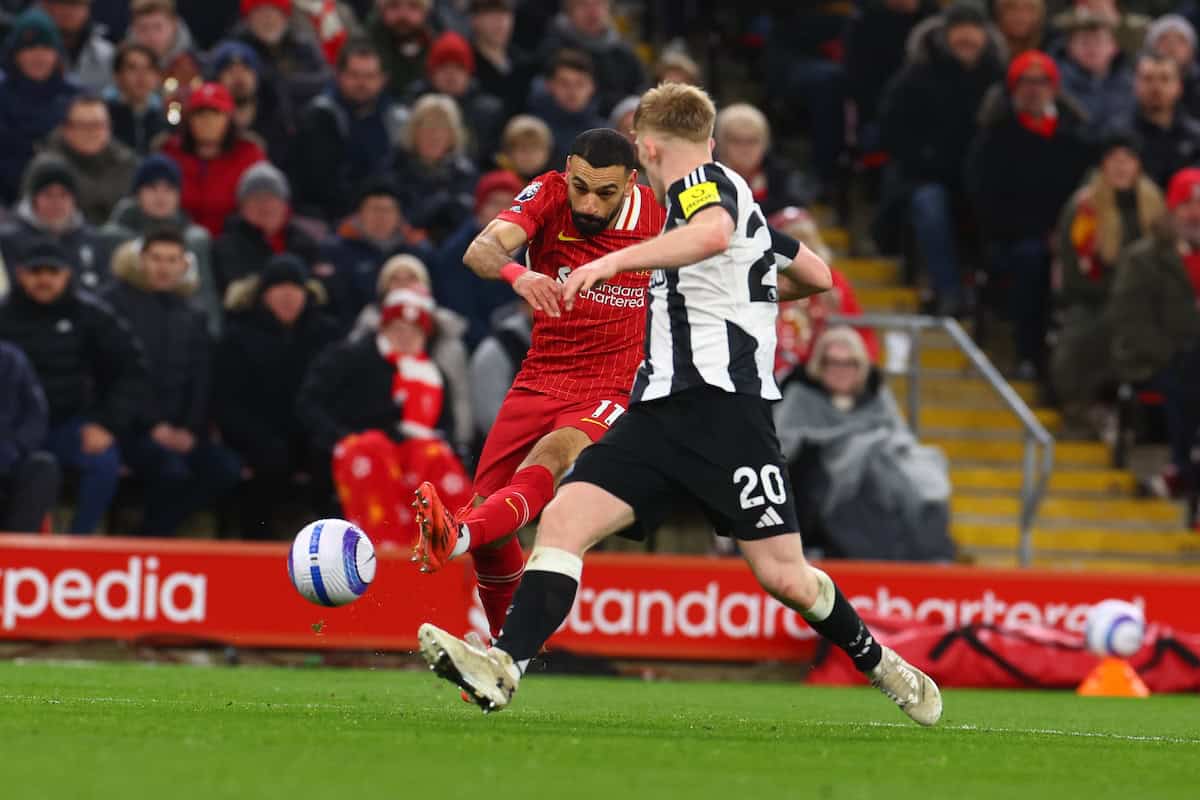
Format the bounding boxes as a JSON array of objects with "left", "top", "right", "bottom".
[{"left": 775, "top": 326, "right": 954, "bottom": 562}]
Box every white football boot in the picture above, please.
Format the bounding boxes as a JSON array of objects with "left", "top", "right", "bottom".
[
  {"left": 868, "top": 646, "right": 943, "bottom": 726},
  {"left": 418, "top": 623, "right": 518, "bottom": 713}
]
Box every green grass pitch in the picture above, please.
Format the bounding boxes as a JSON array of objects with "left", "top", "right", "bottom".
[{"left": 1, "top": 661, "right": 1197, "bottom": 800}]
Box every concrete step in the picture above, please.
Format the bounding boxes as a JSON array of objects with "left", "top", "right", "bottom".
[
  {"left": 890, "top": 375, "right": 1038, "bottom": 406},
  {"left": 966, "top": 553, "right": 1200, "bottom": 573},
  {"left": 819, "top": 226, "right": 848, "bottom": 253},
  {"left": 952, "top": 495, "right": 1183, "bottom": 525},
  {"left": 884, "top": 346, "right": 968, "bottom": 371},
  {"left": 833, "top": 257, "right": 900, "bottom": 286},
  {"left": 909, "top": 406, "right": 1062, "bottom": 432},
  {"left": 857, "top": 286, "right": 920, "bottom": 312},
  {"left": 951, "top": 467, "right": 1135, "bottom": 494},
  {"left": 933, "top": 439, "right": 1110, "bottom": 468},
  {"left": 952, "top": 521, "right": 1200, "bottom": 557}
]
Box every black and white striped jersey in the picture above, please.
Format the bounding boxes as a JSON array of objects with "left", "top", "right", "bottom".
[{"left": 630, "top": 161, "right": 799, "bottom": 404}]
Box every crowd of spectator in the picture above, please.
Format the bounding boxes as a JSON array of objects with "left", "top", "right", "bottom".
[{"left": 1, "top": 0, "right": 1198, "bottom": 547}]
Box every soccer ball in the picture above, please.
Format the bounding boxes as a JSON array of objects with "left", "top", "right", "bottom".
[
  {"left": 288, "top": 519, "right": 377, "bottom": 607},
  {"left": 1084, "top": 599, "right": 1146, "bottom": 658}
]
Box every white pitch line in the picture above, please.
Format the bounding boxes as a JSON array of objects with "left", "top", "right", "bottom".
[
  {"left": 3, "top": 694, "right": 1198, "bottom": 744},
  {"left": 812, "top": 720, "right": 1200, "bottom": 745}
]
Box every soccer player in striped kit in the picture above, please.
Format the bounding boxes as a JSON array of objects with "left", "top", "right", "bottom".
[
  {"left": 417, "top": 84, "right": 943, "bottom": 727},
  {"left": 412, "top": 129, "right": 665, "bottom": 640}
]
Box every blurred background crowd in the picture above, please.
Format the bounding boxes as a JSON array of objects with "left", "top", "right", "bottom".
[{"left": 0, "top": 0, "right": 1197, "bottom": 559}]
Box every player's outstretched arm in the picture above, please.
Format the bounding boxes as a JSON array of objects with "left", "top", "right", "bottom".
[
  {"left": 464, "top": 217, "right": 563, "bottom": 317},
  {"left": 777, "top": 242, "right": 833, "bottom": 301},
  {"left": 463, "top": 218, "right": 530, "bottom": 280},
  {"left": 563, "top": 206, "right": 734, "bottom": 309}
]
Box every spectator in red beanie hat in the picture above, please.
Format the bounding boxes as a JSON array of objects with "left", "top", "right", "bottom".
[
  {"left": 232, "top": 0, "right": 331, "bottom": 118},
  {"left": 1106, "top": 165, "right": 1200, "bottom": 501},
  {"left": 160, "top": 81, "right": 266, "bottom": 237},
  {"left": 432, "top": 168, "right": 522, "bottom": 348},
  {"left": 966, "top": 48, "right": 1091, "bottom": 379},
  {"left": 300, "top": 282, "right": 472, "bottom": 550},
  {"left": 405, "top": 31, "right": 504, "bottom": 165}
]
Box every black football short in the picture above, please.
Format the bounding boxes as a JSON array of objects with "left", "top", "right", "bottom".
[{"left": 562, "top": 386, "right": 800, "bottom": 540}]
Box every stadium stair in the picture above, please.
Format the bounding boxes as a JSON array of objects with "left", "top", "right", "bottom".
[{"left": 821, "top": 223, "right": 1200, "bottom": 573}]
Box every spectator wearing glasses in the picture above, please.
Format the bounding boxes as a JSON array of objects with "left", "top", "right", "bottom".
[
  {"left": 776, "top": 326, "right": 953, "bottom": 562},
  {"left": 44, "top": 92, "right": 137, "bottom": 225}
]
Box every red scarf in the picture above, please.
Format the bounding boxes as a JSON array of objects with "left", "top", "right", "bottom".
[
  {"left": 1017, "top": 111, "right": 1058, "bottom": 138},
  {"left": 1184, "top": 251, "right": 1200, "bottom": 299},
  {"left": 380, "top": 336, "right": 444, "bottom": 439}
]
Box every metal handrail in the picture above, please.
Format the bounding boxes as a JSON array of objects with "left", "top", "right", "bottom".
[{"left": 827, "top": 313, "right": 1055, "bottom": 566}]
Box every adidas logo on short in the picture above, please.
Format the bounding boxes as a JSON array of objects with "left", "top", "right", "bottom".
[{"left": 755, "top": 507, "right": 784, "bottom": 529}]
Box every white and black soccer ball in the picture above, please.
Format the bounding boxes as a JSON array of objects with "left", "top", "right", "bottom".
[
  {"left": 288, "top": 519, "right": 376, "bottom": 607},
  {"left": 1084, "top": 599, "right": 1146, "bottom": 658}
]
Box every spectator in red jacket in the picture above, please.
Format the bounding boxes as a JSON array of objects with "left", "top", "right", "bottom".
[{"left": 160, "top": 81, "right": 266, "bottom": 236}]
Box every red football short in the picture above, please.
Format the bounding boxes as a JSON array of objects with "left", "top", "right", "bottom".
[{"left": 472, "top": 386, "right": 630, "bottom": 498}]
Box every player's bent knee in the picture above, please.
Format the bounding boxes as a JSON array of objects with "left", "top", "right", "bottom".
[
  {"left": 758, "top": 565, "right": 821, "bottom": 611},
  {"left": 524, "top": 428, "right": 591, "bottom": 479}
]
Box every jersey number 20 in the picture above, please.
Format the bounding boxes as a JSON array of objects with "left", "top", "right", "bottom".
[{"left": 733, "top": 465, "right": 787, "bottom": 509}]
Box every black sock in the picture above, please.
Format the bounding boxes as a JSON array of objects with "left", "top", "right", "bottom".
[
  {"left": 495, "top": 569, "right": 579, "bottom": 662},
  {"left": 807, "top": 586, "right": 883, "bottom": 672}
]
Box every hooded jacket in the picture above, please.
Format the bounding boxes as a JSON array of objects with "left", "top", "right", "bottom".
[
  {"left": 537, "top": 13, "right": 646, "bottom": 116},
  {"left": 103, "top": 86, "right": 168, "bottom": 156},
  {"left": 0, "top": 271, "right": 147, "bottom": 433},
  {"left": 103, "top": 198, "right": 220, "bottom": 335},
  {"left": 292, "top": 87, "right": 404, "bottom": 221},
  {"left": 101, "top": 242, "right": 211, "bottom": 436},
  {"left": 231, "top": 19, "right": 331, "bottom": 115},
  {"left": 1105, "top": 221, "right": 1200, "bottom": 381},
  {"left": 214, "top": 276, "right": 340, "bottom": 472},
  {"left": 0, "top": 173, "right": 124, "bottom": 294},
  {"left": 965, "top": 86, "right": 1093, "bottom": 241},
  {"left": 61, "top": 19, "right": 114, "bottom": 92},
  {"left": 212, "top": 214, "right": 321, "bottom": 296},
  {"left": 879, "top": 15, "right": 1006, "bottom": 186},
  {"left": 0, "top": 11, "right": 79, "bottom": 205}
]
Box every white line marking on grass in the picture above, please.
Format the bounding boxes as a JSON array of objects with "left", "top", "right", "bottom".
[
  {"left": 3, "top": 694, "right": 1198, "bottom": 744},
  {"left": 813, "top": 720, "right": 1200, "bottom": 745}
]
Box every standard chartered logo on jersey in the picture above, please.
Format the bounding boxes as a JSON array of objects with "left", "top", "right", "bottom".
[{"left": 558, "top": 266, "right": 646, "bottom": 308}]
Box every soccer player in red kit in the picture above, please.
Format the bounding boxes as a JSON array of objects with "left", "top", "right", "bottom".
[{"left": 412, "top": 128, "right": 665, "bottom": 638}]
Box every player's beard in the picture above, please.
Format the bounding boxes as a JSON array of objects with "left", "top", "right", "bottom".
[{"left": 571, "top": 206, "right": 620, "bottom": 237}]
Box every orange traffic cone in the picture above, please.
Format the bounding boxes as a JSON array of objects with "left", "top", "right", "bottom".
[{"left": 1077, "top": 657, "right": 1151, "bottom": 697}]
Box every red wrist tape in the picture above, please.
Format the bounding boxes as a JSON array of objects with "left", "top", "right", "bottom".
[{"left": 500, "top": 262, "right": 528, "bottom": 285}]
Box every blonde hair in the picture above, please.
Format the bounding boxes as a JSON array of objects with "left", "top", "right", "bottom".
[
  {"left": 633, "top": 82, "right": 717, "bottom": 144},
  {"left": 716, "top": 103, "right": 771, "bottom": 150},
  {"left": 807, "top": 325, "right": 871, "bottom": 387},
  {"left": 377, "top": 254, "right": 431, "bottom": 299},
  {"left": 402, "top": 94, "right": 467, "bottom": 158},
  {"left": 502, "top": 114, "right": 552, "bottom": 152},
  {"left": 655, "top": 50, "right": 701, "bottom": 85}
]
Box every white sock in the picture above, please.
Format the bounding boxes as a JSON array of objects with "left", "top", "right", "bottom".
[{"left": 450, "top": 523, "right": 471, "bottom": 558}]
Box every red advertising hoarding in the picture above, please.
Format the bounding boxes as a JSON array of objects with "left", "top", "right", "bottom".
[{"left": 1, "top": 534, "right": 1198, "bottom": 660}]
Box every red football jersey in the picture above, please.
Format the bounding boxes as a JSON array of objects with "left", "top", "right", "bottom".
[{"left": 496, "top": 171, "right": 665, "bottom": 401}]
